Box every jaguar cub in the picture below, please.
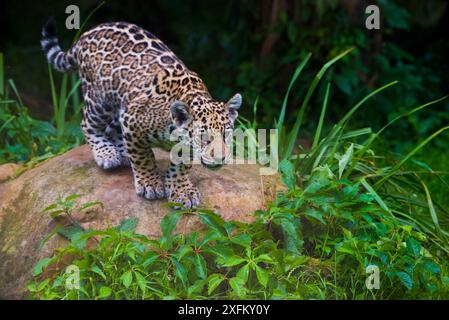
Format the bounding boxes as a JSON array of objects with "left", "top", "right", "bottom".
[{"left": 41, "top": 17, "right": 242, "bottom": 209}]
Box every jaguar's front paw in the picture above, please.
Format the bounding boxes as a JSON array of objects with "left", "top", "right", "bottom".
[
  {"left": 134, "top": 175, "right": 166, "bottom": 200},
  {"left": 165, "top": 181, "right": 201, "bottom": 209},
  {"left": 94, "top": 146, "right": 123, "bottom": 170}
]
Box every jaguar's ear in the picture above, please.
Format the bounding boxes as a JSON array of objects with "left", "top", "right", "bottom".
[
  {"left": 170, "top": 100, "right": 192, "bottom": 128},
  {"left": 226, "top": 93, "right": 242, "bottom": 123}
]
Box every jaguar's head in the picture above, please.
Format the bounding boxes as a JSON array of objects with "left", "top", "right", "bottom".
[{"left": 170, "top": 93, "right": 242, "bottom": 169}]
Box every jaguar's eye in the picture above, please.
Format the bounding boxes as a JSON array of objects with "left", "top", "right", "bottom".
[{"left": 200, "top": 133, "right": 211, "bottom": 145}]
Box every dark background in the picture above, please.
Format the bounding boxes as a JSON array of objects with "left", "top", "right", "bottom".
[{"left": 1, "top": 0, "right": 448, "bottom": 151}]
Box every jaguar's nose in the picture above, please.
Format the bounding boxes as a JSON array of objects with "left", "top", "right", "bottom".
[
  {"left": 210, "top": 151, "right": 226, "bottom": 164},
  {"left": 201, "top": 159, "right": 223, "bottom": 170}
]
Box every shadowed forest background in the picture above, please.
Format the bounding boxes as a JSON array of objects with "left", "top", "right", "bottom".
[{"left": 2, "top": 0, "right": 449, "bottom": 299}]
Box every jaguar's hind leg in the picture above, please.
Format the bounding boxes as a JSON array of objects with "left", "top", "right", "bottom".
[
  {"left": 105, "top": 113, "right": 131, "bottom": 167},
  {"left": 81, "top": 90, "right": 123, "bottom": 170}
]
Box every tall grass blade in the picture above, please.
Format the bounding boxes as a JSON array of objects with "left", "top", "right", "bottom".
[
  {"left": 374, "top": 125, "right": 449, "bottom": 188},
  {"left": 363, "top": 96, "right": 447, "bottom": 154},
  {"left": 338, "top": 143, "right": 354, "bottom": 179},
  {"left": 57, "top": 74, "right": 68, "bottom": 140},
  {"left": 0, "top": 116, "right": 15, "bottom": 133},
  {"left": 65, "top": 77, "right": 82, "bottom": 120},
  {"left": 251, "top": 95, "right": 259, "bottom": 130},
  {"left": 420, "top": 180, "right": 442, "bottom": 234},
  {"left": 345, "top": 96, "right": 448, "bottom": 179},
  {"left": 336, "top": 81, "right": 398, "bottom": 128},
  {"left": 378, "top": 96, "right": 448, "bottom": 137},
  {"left": 284, "top": 47, "right": 354, "bottom": 159},
  {"left": 48, "top": 64, "right": 59, "bottom": 118},
  {"left": 7, "top": 79, "right": 25, "bottom": 107},
  {"left": 72, "top": 1, "right": 106, "bottom": 43},
  {"left": 70, "top": 73, "right": 81, "bottom": 116},
  {"left": 341, "top": 128, "right": 372, "bottom": 140},
  {"left": 360, "top": 178, "right": 392, "bottom": 215},
  {"left": 0, "top": 53, "right": 4, "bottom": 97},
  {"left": 276, "top": 53, "right": 311, "bottom": 133},
  {"left": 312, "top": 82, "right": 330, "bottom": 149}
]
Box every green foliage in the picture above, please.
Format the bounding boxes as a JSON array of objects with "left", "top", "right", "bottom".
[
  {"left": 278, "top": 166, "right": 448, "bottom": 298},
  {"left": 0, "top": 4, "right": 101, "bottom": 164},
  {"left": 28, "top": 175, "right": 449, "bottom": 299},
  {"left": 0, "top": 53, "right": 83, "bottom": 164}
]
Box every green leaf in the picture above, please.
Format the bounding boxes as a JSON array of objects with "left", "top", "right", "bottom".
[
  {"left": 32, "top": 258, "right": 53, "bottom": 276},
  {"left": 65, "top": 194, "right": 82, "bottom": 202},
  {"left": 303, "top": 209, "right": 326, "bottom": 224},
  {"left": 121, "top": 270, "right": 133, "bottom": 288},
  {"left": 187, "top": 279, "right": 205, "bottom": 297},
  {"left": 27, "top": 282, "right": 38, "bottom": 293},
  {"left": 230, "top": 234, "right": 252, "bottom": 248},
  {"left": 204, "top": 245, "right": 234, "bottom": 260},
  {"left": 200, "top": 230, "right": 224, "bottom": 247},
  {"left": 49, "top": 209, "right": 66, "bottom": 218},
  {"left": 229, "top": 277, "right": 246, "bottom": 298},
  {"left": 161, "top": 212, "right": 181, "bottom": 237},
  {"left": 57, "top": 224, "right": 85, "bottom": 241},
  {"left": 304, "top": 176, "right": 331, "bottom": 194},
  {"left": 219, "top": 255, "right": 246, "bottom": 267},
  {"left": 90, "top": 264, "right": 107, "bottom": 280},
  {"left": 198, "top": 212, "right": 227, "bottom": 235},
  {"left": 43, "top": 203, "right": 58, "bottom": 212},
  {"left": 98, "top": 286, "right": 112, "bottom": 299},
  {"left": 338, "top": 143, "right": 353, "bottom": 179},
  {"left": 70, "top": 231, "right": 89, "bottom": 250},
  {"left": 422, "top": 261, "right": 441, "bottom": 275},
  {"left": 236, "top": 264, "right": 250, "bottom": 282},
  {"left": 255, "top": 265, "right": 269, "bottom": 288},
  {"left": 406, "top": 237, "right": 421, "bottom": 257},
  {"left": 396, "top": 271, "right": 413, "bottom": 290},
  {"left": 255, "top": 254, "right": 274, "bottom": 264},
  {"left": 207, "top": 274, "right": 226, "bottom": 295},
  {"left": 127, "top": 250, "right": 137, "bottom": 261},
  {"left": 39, "top": 224, "right": 61, "bottom": 248},
  {"left": 176, "top": 245, "right": 193, "bottom": 261},
  {"left": 142, "top": 252, "right": 160, "bottom": 268},
  {"left": 135, "top": 272, "right": 147, "bottom": 293},
  {"left": 279, "top": 159, "right": 296, "bottom": 189},
  {"left": 343, "top": 183, "right": 359, "bottom": 199},
  {"left": 172, "top": 257, "right": 187, "bottom": 285},
  {"left": 78, "top": 200, "right": 103, "bottom": 211},
  {"left": 194, "top": 254, "right": 207, "bottom": 279},
  {"left": 274, "top": 217, "right": 303, "bottom": 254},
  {"left": 118, "top": 217, "right": 138, "bottom": 232}
]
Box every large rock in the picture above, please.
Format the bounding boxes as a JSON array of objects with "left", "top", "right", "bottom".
[
  {"left": 0, "top": 163, "right": 23, "bottom": 183},
  {"left": 0, "top": 145, "right": 284, "bottom": 299}
]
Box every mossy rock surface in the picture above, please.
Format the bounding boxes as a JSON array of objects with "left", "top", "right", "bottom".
[{"left": 0, "top": 145, "right": 284, "bottom": 299}]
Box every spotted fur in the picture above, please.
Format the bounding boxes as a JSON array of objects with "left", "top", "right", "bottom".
[{"left": 40, "top": 17, "right": 242, "bottom": 209}]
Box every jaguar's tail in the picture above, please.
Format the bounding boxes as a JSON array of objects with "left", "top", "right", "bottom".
[{"left": 40, "top": 16, "right": 77, "bottom": 72}]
